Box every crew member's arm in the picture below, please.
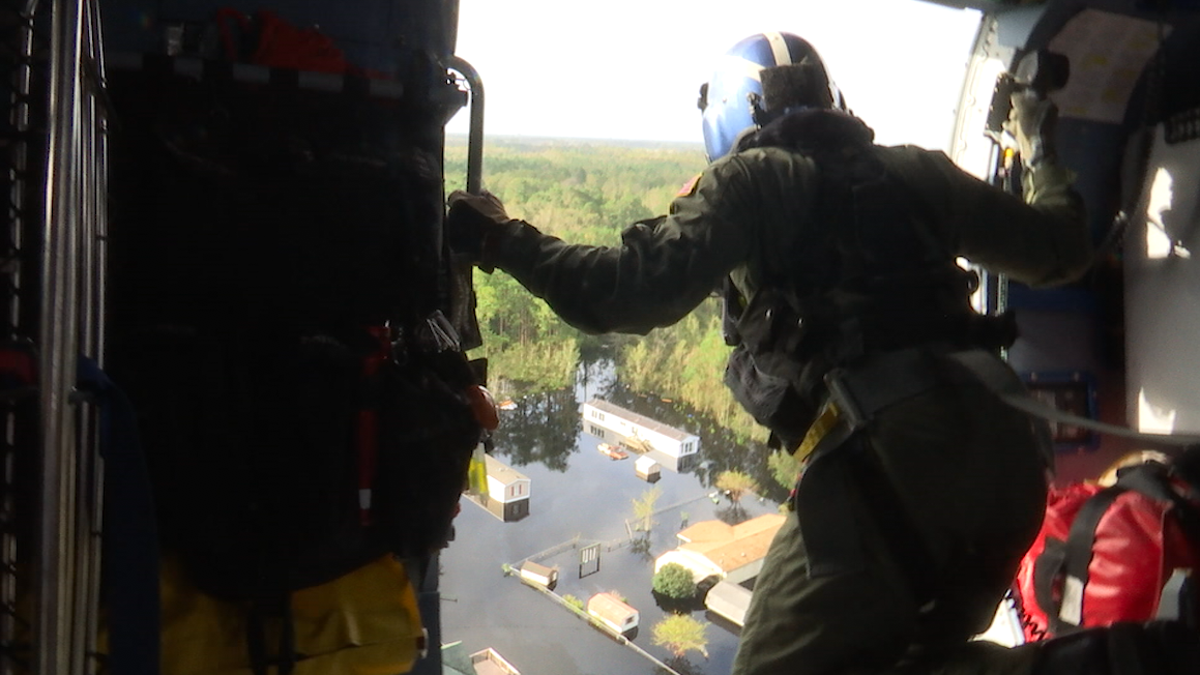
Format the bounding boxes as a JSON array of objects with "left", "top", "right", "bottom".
[
  {"left": 447, "top": 156, "right": 764, "bottom": 335},
  {"left": 900, "top": 94, "right": 1091, "bottom": 288}
]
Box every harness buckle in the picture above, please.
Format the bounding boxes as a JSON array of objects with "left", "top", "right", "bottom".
[{"left": 824, "top": 367, "right": 869, "bottom": 431}]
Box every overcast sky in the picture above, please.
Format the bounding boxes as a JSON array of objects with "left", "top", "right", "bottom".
[{"left": 446, "top": 0, "right": 982, "bottom": 151}]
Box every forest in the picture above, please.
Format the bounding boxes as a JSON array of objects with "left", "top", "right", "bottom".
[{"left": 444, "top": 136, "right": 798, "bottom": 495}]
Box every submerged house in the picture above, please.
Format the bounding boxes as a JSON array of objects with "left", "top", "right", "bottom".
[
  {"left": 581, "top": 399, "right": 700, "bottom": 472},
  {"left": 654, "top": 513, "right": 785, "bottom": 585},
  {"left": 464, "top": 454, "right": 530, "bottom": 522},
  {"left": 586, "top": 592, "right": 639, "bottom": 635}
]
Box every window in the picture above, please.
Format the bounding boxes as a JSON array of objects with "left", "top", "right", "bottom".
[{"left": 590, "top": 426, "right": 606, "bottom": 438}]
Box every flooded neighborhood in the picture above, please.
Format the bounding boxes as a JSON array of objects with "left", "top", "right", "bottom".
[{"left": 440, "top": 361, "right": 782, "bottom": 675}]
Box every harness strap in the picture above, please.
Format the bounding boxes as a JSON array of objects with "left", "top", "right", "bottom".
[
  {"left": 78, "top": 356, "right": 161, "bottom": 675},
  {"left": 790, "top": 348, "right": 949, "bottom": 588},
  {"left": 1033, "top": 537, "right": 1071, "bottom": 635},
  {"left": 948, "top": 349, "right": 1200, "bottom": 450},
  {"left": 247, "top": 595, "right": 297, "bottom": 675},
  {"left": 1055, "top": 485, "right": 1126, "bottom": 632}
]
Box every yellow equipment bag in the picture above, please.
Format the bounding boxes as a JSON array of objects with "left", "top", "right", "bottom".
[{"left": 115, "top": 554, "right": 425, "bottom": 675}]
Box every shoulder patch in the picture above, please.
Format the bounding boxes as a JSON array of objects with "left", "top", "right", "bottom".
[{"left": 676, "top": 173, "right": 702, "bottom": 197}]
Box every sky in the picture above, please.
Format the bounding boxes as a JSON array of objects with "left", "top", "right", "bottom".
[{"left": 446, "top": 0, "right": 983, "bottom": 151}]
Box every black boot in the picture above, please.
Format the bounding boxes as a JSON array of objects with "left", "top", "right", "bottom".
[{"left": 1033, "top": 621, "right": 1200, "bottom": 675}]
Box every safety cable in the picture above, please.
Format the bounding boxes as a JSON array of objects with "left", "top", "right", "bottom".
[{"left": 949, "top": 350, "right": 1200, "bottom": 452}]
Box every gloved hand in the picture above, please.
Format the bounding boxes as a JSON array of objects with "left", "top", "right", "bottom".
[
  {"left": 1006, "top": 90, "right": 1059, "bottom": 167},
  {"left": 446, "top": 190, "right": 514, "bottom": 265}
]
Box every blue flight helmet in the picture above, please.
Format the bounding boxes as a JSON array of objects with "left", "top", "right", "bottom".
[{"left": 699, "top": 32, "right": 847, "bottom": 161}]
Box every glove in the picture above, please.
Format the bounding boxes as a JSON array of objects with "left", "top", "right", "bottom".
[
  {"left": 1006, "top": 90, "right": 1059, "bottom": 167},
  {"left": 446, "top": 190, "right": 514, "bottom": 265}
]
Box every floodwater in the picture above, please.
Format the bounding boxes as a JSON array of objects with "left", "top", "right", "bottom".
[{"left": 440, "top": 358, "right": 782, "bottom": 675}]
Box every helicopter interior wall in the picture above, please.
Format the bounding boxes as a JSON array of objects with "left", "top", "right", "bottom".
[
  {"left": 978, "top": 1, "right": 1200, "bottom": 481},
  {"left": 1123, "top": 129, "right": 1200, "bottom": 437},
  {"left": 1116, "top": 13, "right": 1200, "bottom": 443}
]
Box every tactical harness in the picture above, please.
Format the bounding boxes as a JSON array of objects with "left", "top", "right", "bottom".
[{"left": 722, "top": 109, "right": 1017, "bottom": 454}]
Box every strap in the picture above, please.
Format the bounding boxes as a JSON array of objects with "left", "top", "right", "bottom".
[
  {"left": 792, "top": 401, "right": 847, "bottom": 464},
  {"left": 1056, "top": 485, "right": 1128, "bottom": 632},
  {"left": 1032, "top": 537, "right": 1070, "bottom": 635},
  {"left": 793, "top": 433, "right": 866, "bottom": 579},
  {"left": 823, "top": 347, "right": 941, "bottom": 429},
  {"left": 1156, "top": 569, "right": 1196, "bottom": 625},
  {"left": 77, "top": 356, "right": 161, "bottom": 675},
  {"left": 247, "top": 595, "right": 297, "bottom": 675},
  {"left": 948, "top": 350, "right": 1200, "bottom": 450}
]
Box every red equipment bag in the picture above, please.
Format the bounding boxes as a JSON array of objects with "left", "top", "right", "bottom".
[{"left": 1012, "top": 459, "right": 1200, "bottom": 641}]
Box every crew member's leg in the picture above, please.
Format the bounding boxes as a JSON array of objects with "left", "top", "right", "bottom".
[
  {"left": 731, "top": 464, "right": 924, "bottom": 675},
  {"left": 733, "top": 381, "right": 1047, "bottom": 675}
]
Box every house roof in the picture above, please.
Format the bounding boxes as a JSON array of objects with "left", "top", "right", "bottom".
[
  {"left": 634, "top": 455, "right": 660, "bottom": 470},
  {"left": 484, "top": 453, "right": 529, "bottom": 484},
  {"left": 677, "top": 513, "right": 784, "bottom": 544},
  {"left": 519, "top": 561, "right": 555, "bottom": 577},
  {"left": 586, "top": 592, "right": 637, "bottom": 622},
  {"left": 676, "top": 514, "right": 785, "bottom": 573},
  {"left": 584, "top": 399, "right": 697, "bottom": 442},
  {"left": 705, "top": 580, "right": 752, "bottom": 626}
]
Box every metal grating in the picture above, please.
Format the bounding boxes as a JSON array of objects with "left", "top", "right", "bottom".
[
  {"left": 2, "top": 1, "right": 109, "bottom": 673},
  {"left": 1, "top": 2, "right": 46, "bottom": 672},
  {"left": 1165, "top": 107, "right": 1200, "bottom": 145}
]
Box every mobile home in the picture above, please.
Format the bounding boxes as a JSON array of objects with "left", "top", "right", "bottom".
[
  {"left": 581, "top": 399, "right": 700, "bottom": 472},
  {"left": 465, "top": 454, "right": 531, "bottom": 522},
  {"left": 586, "top": 592, "right": 639, "bottom": 635}
]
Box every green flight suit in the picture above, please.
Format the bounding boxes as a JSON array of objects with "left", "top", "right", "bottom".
[{"left": 482, "top": 139, "right": 1088, "bottom": 675}]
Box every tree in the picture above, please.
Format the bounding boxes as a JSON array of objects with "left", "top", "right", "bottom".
[
  {"left": 767, "top": 450, "right": 801, "bottom": 491},
  {"left": 715, "top": 470, "right": 760, "bottom": 503},
  {"left": 630, "top": 485, "right": 663, "bottom": 533},
  {"left": 652, "top": 563, "right": 696, "bottom": 600},
  {"left": 652, "top": 614, "right": 709, "bottom": 658}
]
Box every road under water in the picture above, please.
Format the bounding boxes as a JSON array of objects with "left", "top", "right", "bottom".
[{"left": 440, "top": 357, "right": 782, "bottom": 675}]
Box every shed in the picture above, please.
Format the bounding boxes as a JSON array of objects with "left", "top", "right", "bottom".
[
  {"left": 704, "top": 580, "right": 753, "bottom": 627},
  {"left": 634, "top": 455, "right": 661, "bottom": 482},
  {"left": 518, "top": 560, "right": 558, "bottom": 590},
  {"left": 586, "top": 592, "right": 639, "bottom": 635}
]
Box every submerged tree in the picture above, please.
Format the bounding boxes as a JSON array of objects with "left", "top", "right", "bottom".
[
  {"left": 652, "top": 563, "right": 697, "bottom": 600},
  {"left": 652, "top": 614, "right": 709, "bottom": 658},
  {"left": 631, "top": 485, "right": 663, "bottom": 533},
  {"left": 715, "top": 470, "right": 760, "bottom": 503}
]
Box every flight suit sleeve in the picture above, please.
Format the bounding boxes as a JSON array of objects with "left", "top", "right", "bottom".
[
  {"left": 915, "top": 150, "right": 1091, "bottom": 287},
  {"left": 483, "top": 159, "right": 759, "bottom": 335}
]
